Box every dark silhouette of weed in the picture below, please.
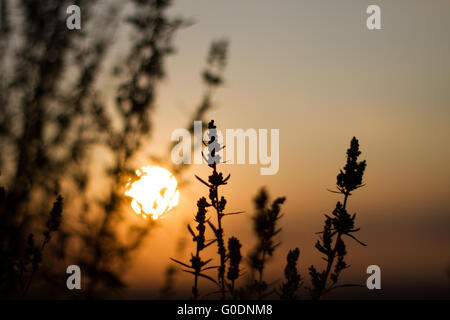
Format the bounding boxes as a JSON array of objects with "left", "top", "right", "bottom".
[
  {"left": 227, "top": 236, "right": 242, "bottom": 298},
  {"left": 197, "top": 120, "right": 243, "bottom": 299},
  {"left": 171, "top": 197, "right": 217, "bottom": 299},
  {"left": 248, "top": 188, "right": 285, "bottom": 299},
  {"left": 172, "top": 120, "right": 243, "bottom": 299},
  {"left": 279, "top": 248, "right": 302, "bottom": 300},
  {"left": 0, "top": 192, "right": 63, "bottom": 297},
  {"left": 308, "top": 137, "right": 367, "bottom": 299},
  {"left": 173, "top": 128, "right": 367, "bottom": 301},
  {"left": 200, "top": 120, "right": 230, "bottom": 299}
]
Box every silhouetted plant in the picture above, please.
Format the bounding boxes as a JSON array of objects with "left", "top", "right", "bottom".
[
  {"left": 249, "top": 188, "right": 286, "bottom": 299},
  {"left": 175, "top": 135, "right": 367, "bottom": 300},
  {"left": 279, "top": 248, "right": 301, "bottom": 300},
  {"left": 308, "top": 137, "right": 367, "bottom": 300},
  {"left": 201, "top": 120, "right": 228, "bottom": 299},
  {"left": 0, "top": 193, "right": 63, "bottom": 297},
  {"left": 172, "top": 120, "right": 243, "bottom": 299},
  {"left": 171, "top": 197, "right": 217, "bottom": 299},
  {"left": 227, "top": 236, "right": 242, "bottom": 297},
  {"left": 159, "top": 266, "right": 177, "bottom": 300}
]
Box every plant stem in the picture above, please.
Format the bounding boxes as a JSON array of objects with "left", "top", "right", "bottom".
[
  {"left": 193, "top": 246, "right": 200, "bottom": 300},
  {"left": 320, "top": 192, "right": 349, "bottom": 299},
  {"left": 257, "top": 251, "right": 266, "bottom": 299},
  {"left": 23, "top": 239, "right": 49, "bottom": 297},
  {"left": 213, "top": 166, "right": 226, "bottom": 299}
]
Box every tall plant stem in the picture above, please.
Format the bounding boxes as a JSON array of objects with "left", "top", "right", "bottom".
[
  {"left": 212, "top": 165, "right": 226, "bottom": 299},
  {"left": 257, "top": 251, "right": 267, "bottom": 299},
  {"left": 320, "top": 192, "right": 349, "bottom": 299},
  {"left": 193, "top": 246, "right": 200, "bottom": 300}
]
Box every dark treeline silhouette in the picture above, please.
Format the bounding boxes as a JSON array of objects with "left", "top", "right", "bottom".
[{"left": 0, "top": 0, "right": 227, "bottom": 298}]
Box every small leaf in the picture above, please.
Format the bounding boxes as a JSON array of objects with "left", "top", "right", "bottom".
[
  {"left": 187, "top": 224, "right": 196, "bottom": 237},
  {"left": 207, "top": 221, "right": 218, "bottom": 234},
  {"left": 223, "top": 174, "right": 231, "bottom": 183},
  {"left": 195, "top": 175, "right": 211, "bottom": 187},
  {"left": 345, "top": 234, "right": 367, "bottom": 246},
  {"left": 202, "top": 266, "right": 219, "bottom": 271},
  {"left": 205, "top": 239, "right": 217, "bottom": 248},
  {"left": 201, "top": 258, "right": 213, "bottom": 267},
  {"left": 170, "top": 258, "right": 192, "bottom": 269},
  {"left": 182, "top": 270, "right": 218, "bottom": 285},
  {"left": 223, "top": 211, "right": 244, "bottom": 216}
]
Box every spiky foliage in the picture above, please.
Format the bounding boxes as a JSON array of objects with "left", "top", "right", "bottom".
[
  {"left": 195, "top": 120, "right": 236, "bottom": 299},
  {"left": 309, "top": 137, "right": 367, "bottom": 299},
  {"left": 171, "top": 197, "right": 217, "bottom": 299},
  {"left": 0, "top": 193, "right": 63, "bottom": 296},
  {"left": 227, "top": 236, "right": 242, "bottom": 296},
  {"left": 280, "top": 248, "right": 301, "bottom": 300},
  {"left": 173, "top": 120, "right": 241, "bottom": 299},
  {"left": 249, "top": 188, "right": 286, "bottom": 299},
  {"left": 174, "top": 136, "right": 368, "bottom": 301}
]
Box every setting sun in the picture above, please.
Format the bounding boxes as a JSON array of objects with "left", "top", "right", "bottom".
[{"left": 125, "top": 166, "right": 180, "bottom": 220}]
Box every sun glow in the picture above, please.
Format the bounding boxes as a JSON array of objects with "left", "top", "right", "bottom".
[{"left": 125, "top": 166, "right": 180, "bottom": 220}]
